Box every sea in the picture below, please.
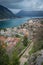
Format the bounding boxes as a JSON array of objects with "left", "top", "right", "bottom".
[{"left": 0, "top": 17, "right": 43, "bottom": 28}]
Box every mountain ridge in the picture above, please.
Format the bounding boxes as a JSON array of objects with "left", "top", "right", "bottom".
[
  {"left": 0, "top": 5, "right": 16, "bottom": 19},
  {"left": 16, "top": 10, "right": 43, "bottom": 17}
]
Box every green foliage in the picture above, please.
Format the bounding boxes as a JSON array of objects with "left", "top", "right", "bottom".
[
  {"left": 15, "top": 34, "right": 20, "bottom": 38},
  {"left": 23, "top": 36, "right": 28, "bottom": 46},
  {"left": 11, "top": 51, "right": 20, "bottom": 65},
  {"left": 0, "top": 42, "right": 10, "bottom": 65},
  {"left": 33, "top": 41, "right": 43, "bottom": 52},
  {"left": 41, "top": 21, "right": 43, "bottom": 24},
  {"left": 13, "top": 41, "right": 26, "bottom": 55},
  {"left": 0, "top": 28, "right": 7, "bottom": 31},
  {"left": 29, "top": 40, "right": 43, "bottom": 55},
  {"left": 29, "top": 47, "right": 35, "bottom": 55},
  {"left": 41, "top": 62, "right": 43, "bottom": 65},
  {"left": 24, "top": 62, "right": 28, "bottom": 65}
]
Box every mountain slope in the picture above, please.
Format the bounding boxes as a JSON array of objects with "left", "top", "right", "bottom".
[
  {"left": 16, "top": 10, "right": 43, "bottom": 17},
  {"left": 0, "top": 5, "right": 16, "bottom": 19}
]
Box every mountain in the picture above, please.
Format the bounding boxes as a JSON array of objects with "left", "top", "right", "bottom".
[
  {"left": 0, "top": 5, "right": 16, "bottom": 19},
  {"left": 16, "top": 10, "right": 43, "bottom": 17}
]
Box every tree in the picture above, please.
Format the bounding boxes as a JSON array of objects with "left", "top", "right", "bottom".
[
  {"left": 12, "top": 51, "right": 20, "bottom": 65},
  {"left": 0, "top": 41, "right": 10, "bottom": 65},
  {"left": 24, "top": 62, "right": 28, "bottom": 65},
  {"left": 23, "top": 35, "right": 28, "bottom": 46},
  {"left": 0, "top": 28, "right": 7, "bottom": 31}
]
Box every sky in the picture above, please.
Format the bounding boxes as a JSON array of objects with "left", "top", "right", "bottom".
[{"left": 0, "top": 0, "right": 43, "bottom": 14}]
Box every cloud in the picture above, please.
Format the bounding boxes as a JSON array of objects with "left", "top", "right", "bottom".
[
  {"left": 0, "top": 0, "right": 24, "bottom": 9},
  {"left": 9, "top": 0, "right": 43, "bottom": 10},
  {"left": 0, "top": 0, "right": 43, "bottom": 11},
  {"left": 0, "top": 0, "right": 24, "bottom": 3}
]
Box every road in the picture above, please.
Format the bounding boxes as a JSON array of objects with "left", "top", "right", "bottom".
[{"left": 20, "top": 42, "right": 33, "bottom": 65}]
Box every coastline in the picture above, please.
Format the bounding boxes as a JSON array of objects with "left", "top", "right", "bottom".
[
  {"left": 17, "top": 17, "right": 43, "bottom": 28},
  {"left": 0, "top": 19, "right": 11, "bottom": 21},
  {"left": 0, "top": 17, "right": 43, "bottom": 28},
  {"left": 0, "top": 17, "right": 43, "bottom": 21}
]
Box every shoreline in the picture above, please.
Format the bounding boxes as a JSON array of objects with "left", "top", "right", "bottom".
[
  {"left": 0, "top": 19, "right": 11, "bottom": 21},
  {"left": 0, "top": 17, "right": 43, "bottom": 21},
  {"left": 0, "top": 17, "right": 43, "bottom": 28},
  {"left": 17, "top": 17, "right": 43, "bottom": 28}
]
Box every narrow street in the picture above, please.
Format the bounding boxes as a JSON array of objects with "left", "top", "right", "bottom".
[{"left": 20, "top": 42, "right": 33, "bottom": 65}]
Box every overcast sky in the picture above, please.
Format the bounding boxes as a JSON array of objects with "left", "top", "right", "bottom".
[{"left": 0, "top": 0, "right": 43, "bottom": 14}]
